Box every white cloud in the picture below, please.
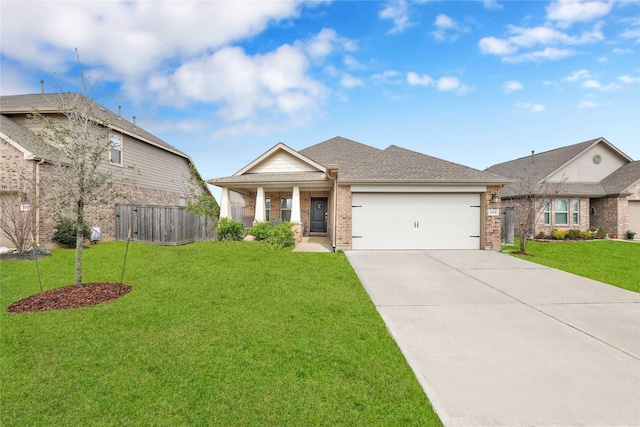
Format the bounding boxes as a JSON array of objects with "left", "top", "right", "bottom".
[
  {"left": 372, "top": 70, "right": 401, "bottom": 85},
  {"left": 619, "top": 75, "right": 640, "bottom": 84},
  {"left": 379, "top": 0, "right": 413, "bottom": 34},
  {"left": 432, "top": 14, "right": 468, "bottom": 41},
  {"left": 564, "top": 69, "right": 593, "bottom": 82},
  {"left": 582, "top": 79, "right": 602, "bottom": 88},
  {"left": 503, "top": 81, "right": 524, "bottom": 93},
  {"left": 407, "top": 72, "right": 434, "bottom": 86},
  {"left": 435, "top": 14, "right": 456, "bottom": 29},
  {"left": 546, "top": 0, "right": 613, "bottom": 28},
  {"left": 479, "top": 23, "right": 603, "bottom": 63},
  {"left": 578, "top": 100, "right": 602, "bottom": 108},
  {"left": 613, "top": 48, "right": 633, "bottom": 54},
  {"left": 148, "top": 44, "right": 328, "bottom": 121},
  {"left": 517, "top": 102, "right": 546, "bottom": 113},
  {"left": 483, "top": 0, "right": 503, "bottom": 10},
  {"left": 437, "top": 77, "right": 460, "bottom": 91},
  {"left": 343, "top": 55, "right": 366, "bottom": 70},
  {"left": 340, "top": 74, "right": 364, "bottom": 89},
  {"left": 306, "top": 28, "right": 339, "bottom": 59},
  {"left": 479, "top": 37, "right": 517, "bottom": 55},
  {"left": 504, "top": 47, "right": 575, "bottom": 63}
]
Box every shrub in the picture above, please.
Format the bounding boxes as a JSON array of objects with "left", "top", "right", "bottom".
[
  {"left": 536, "top": 231, "right": 546, "bottom": 239},
  {"left": 249, "top": 222, "right": 272, "bottom": 241},
  {"left": 579, "top": 230, "right": 592, "bottom": 239},
  {"left": 217, "top": 218, "right": 244, "bottom": 241},
  {"left": 52, "top": 217, "right": 91, "bottom": 247},
  {"left": 566, "top": 229, "right": 582, "bottom": 240},
  {"left": 264, "top": 221, "right": 295, "bottom": 250},
  {"left": 551, "top": 229, "right": 568, "bottom": 240},
  {"left": 596, "top": 227, "right": 607, "bottom": 239}
]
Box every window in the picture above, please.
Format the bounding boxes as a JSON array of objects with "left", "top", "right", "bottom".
[
  {"left": 543, "top": 200, "right": 550, "bottom": 225},
  {"left": 555, "top": 199, "right": 568, "bottom": 225},
  {"left": 281, "top": 197, "right": 292, "bottom": 222},
  {"left": 572, "top": 199, "right": 579, "bottom": 225},
  {"left": 265, "top": 197, "right": 271, "bottom": 221},
  {"left": 110, "top": 133, "right": 123, "bottom": 165}
]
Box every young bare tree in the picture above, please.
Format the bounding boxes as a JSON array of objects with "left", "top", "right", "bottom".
[
  {"left": 29, "top": 51, "right": 126, "bottom": 286},
  {"left": 0, "top": 185, "right": 39, "bottom": 254},
  {"left": 505, "top": 173, "right": 565, "bottom": 254}
]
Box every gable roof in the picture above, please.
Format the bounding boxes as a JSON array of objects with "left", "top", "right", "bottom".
[
  {"left": 601, "top": 161, "right": 640, "bottom": 195},
  {"left": 299, "top": 136, "right": 382, "bottom": 171},
  {"left": 340, "top": 145, "right": 510, "bottom": 184},
  {"left": 0, "top": 93, "right": 190, "bottom": 160},
  {"left": 0, "top": 114, "right": 65, "bottom": 161},
  {"left": 235, "top": 142, "right": 325, "bottom": 175},
  {"left": 485, "top": 137, "right": 632, "bottom": 184}
]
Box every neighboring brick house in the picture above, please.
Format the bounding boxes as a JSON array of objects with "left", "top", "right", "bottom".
[
  {"left": 208, "top": 136, "right": 509, "bottom": 251},
  {"left": 486, "top": 137, "right": 640, "bottom": 239},
  {"left": 0, "top": 93, "right": 210, "bottom": 248}
]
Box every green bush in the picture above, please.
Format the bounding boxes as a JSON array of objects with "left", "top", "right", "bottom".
[
  {"left": 217, "top": 218, "right": 244, "bottom": 241},
  {"left": 566, "top": 229, "right": 582, "bottom": 240},
  {"left": 596, "top": 227, "right": 607, "bottom": 239},
  {"left": 580, "top": 230, "right": 592, "bottom": 239},
  {"left": 551, "top": 229, "right": 568, "bottom": 240},
  {"left": 52, "top": 217, "right": 91, "bottom": 247},
  {"left": 249, "top": 222, "right": 272, "bottom": 241},
  {"left": 264, "top": 221, "right": 295, "bottom": 250},
  {"left": 536, "top": 231, "right": 546, "bottom": 239}
]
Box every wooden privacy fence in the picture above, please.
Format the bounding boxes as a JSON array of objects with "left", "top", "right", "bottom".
[{"left": 115, "top": 204, "right": 215, "bottom": 245}]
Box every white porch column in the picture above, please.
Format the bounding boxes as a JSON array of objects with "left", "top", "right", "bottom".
[
  {"left": 291, "top": 185, "right": 301, "bottom": 223},
  {"left": 255, "top": 187, "right": 265, "bottom": 222},
  {"left": 220, "top": 187, "right": 230, "bottom": 219}
]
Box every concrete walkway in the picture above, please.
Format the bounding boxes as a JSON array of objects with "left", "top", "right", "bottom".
[
  {"left": 346, "top": 250, "right": 640, "bottom": 427},
  {"left": 292, "top": 236, "right": 333, "bottom": 252}
]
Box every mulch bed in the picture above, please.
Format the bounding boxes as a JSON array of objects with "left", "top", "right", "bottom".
[
  {"left": 0, "top": 253, "right": 52, "bottom": 261},
  {"left": 6, "top": 282, "right": 131, "bottom": 313}
]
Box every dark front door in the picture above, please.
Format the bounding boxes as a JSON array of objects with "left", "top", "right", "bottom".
[{"left": 310, "top": 197, "right": 328, "bottom": 233}]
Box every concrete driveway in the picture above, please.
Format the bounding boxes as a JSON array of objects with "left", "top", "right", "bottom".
[{"left": 346, "top": 250, "right": 640, "bottom": 427}]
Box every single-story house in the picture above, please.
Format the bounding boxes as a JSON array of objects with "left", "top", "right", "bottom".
[
  {"left": 208, "top": 136, "right": 510, "bottom": 250},
  {"left": 0, "top": 92, "right": 211, "bottom": 248},
  {"left": 485, "top": 137, "right": 640, "bottom": 238}
]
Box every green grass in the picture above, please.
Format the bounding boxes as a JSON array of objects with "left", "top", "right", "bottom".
[
  {"left": 1, "top": 241, "right": 441, "bottom": 426},
  {"left": 503, "top": 239, "right": 639, "bottom": 293}
]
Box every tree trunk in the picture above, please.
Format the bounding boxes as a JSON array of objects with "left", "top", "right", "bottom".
[
  {"left": 519, "top": 233, "right": 527, "bottom": 252},
  {"left": 75, "top": 199, "right": 84, "bottom": 287}
]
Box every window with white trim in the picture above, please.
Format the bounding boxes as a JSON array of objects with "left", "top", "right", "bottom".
[
  {"left": 265, "top": 197, "right": 271, "bottom": 221},
  {"left": 281, "top": 197, "right": 292, "bottom": 222},
  {"left": 543, "top": 200, "right": 550, "bottom": 225},
  {"left": 572, "top": 199, "right": 579, "bottom": 225},
  {"left": 109, "top": 133, "right": 123, "bottom": 165},
  {"left": 555, "top": 199, "right": 568, "bottom": 225}
]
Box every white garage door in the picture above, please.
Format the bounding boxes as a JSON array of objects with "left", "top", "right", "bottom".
[
  {"left": 629, "top": 201, "right": 640, "bottom": 240},
  {"left": 351, "top": 193, "right": 481, "bottom": 250}
]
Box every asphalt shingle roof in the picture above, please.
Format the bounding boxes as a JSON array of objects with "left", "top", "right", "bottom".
[
  {"left": 0, "top": 93, "right": 188, "bottom": 159},
  {"left": 601, "top": 161, "right": 640, "bottom": 195},
  {"left": 0, "top": 114, "right": 64, "bottom": 161},
  {"left": 209, "top": 171, "right": 327, "bottom": 184},
  {"left": 341, "top": 145, "right": 510, "bottom": 183},
  {"left": 299, "top": 136, "right": 382, "bottom": 172}
]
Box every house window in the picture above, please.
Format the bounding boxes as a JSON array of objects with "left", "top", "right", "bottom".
[
  {"left": 572, "top": 199, "right": 579, "bottom": 225},
  {"left": 110, "top": 133, "right": 123, "bottom": 165},
  {"left": 543, "top": 200, "right": 550, "bottom": 225},
  {"left": 265, "top": 197, "right": 271, "bottom": 221},
  {"left": 555, "top": 199, "right": 568, "bottom": 225},
  {"left": 281, "top": 197, "right": 292, "bottom": 222}
]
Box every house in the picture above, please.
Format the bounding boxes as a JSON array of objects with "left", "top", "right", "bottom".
[
  {"left": 485, "top": 137, "right": 640, "bottom": 239},
  {"left": 208, "top": 136, "right": 510, "bottom": 250},
  {"left": 0, "top": 93, "right": 211, "bottom": 248}
]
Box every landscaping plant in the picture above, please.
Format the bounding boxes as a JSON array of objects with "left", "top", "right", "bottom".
[{"left": 216, "top": 217, "right": 244, "bottom": 241}]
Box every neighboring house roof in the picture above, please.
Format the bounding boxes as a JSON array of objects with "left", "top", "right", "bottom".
[
  {"left": 209, "top": 136, "right": 511, "bottom": 186},
  {"left": 485, "top": 137, "right": 636, "bottom": 198},
  {"left": 0, "top": 93, "right": 190, "bottom": 160}
]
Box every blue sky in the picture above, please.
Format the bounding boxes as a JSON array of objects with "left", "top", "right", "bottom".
[{"left": 2, "top": 0, "right": 639, "bottom": 196}]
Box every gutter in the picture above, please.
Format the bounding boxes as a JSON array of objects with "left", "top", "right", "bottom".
[
  {"left": 326, "top": 165, "right": 338, "bottom": 252},
  {"left": 35, "top": 158, "right": 45, "bottom": 246}
]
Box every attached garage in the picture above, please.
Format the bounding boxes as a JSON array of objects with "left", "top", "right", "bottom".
[
  {"left": 351, "top": 192, "right": 481, "bottom": 250},
  {"left": 629, "top": 201, "right": 640, "bottom": 239}
]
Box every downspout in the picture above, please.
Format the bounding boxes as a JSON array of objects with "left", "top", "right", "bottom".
[
  {"left": 35, "top": 158, "right": 45, "bottom": 246},
  {"left": 327, "top": 166, "right": 338, "bottom": 252}
]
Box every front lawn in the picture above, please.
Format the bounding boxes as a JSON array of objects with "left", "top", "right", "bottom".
[
  {"left": 1, "top": 242, "right": 441, "bottom": 426},
  {"left": 503, "top": 239, "right": 639, "bottom": 293}
]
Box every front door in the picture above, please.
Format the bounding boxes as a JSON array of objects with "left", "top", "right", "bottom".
[{"left": 310, "top": 197, "right": 328, "bottom": 233}]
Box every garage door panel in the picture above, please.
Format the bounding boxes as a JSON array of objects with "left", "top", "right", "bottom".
[
  {"left": 629, "top": 201, "right": 640, "bottom": 239},
  {"left": 352, "top": 193, "right": 480, "bottom": 250}
]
